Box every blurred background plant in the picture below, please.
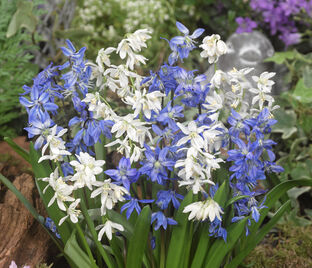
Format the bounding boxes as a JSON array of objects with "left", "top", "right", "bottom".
[{"left": 0, "top": 0, "right": 40, "bottom": 138}]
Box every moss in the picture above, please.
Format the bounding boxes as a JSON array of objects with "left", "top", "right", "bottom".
[{"left": 244, "top": 224, "right": 312, "bottom": 268}]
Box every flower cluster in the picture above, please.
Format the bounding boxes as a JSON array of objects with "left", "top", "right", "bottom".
[
  {"left": 20, "top": 21, "right": 283, "bottom": 244},
  {"left": 236, "top": 0, "right": 312, "bottom": 46}
]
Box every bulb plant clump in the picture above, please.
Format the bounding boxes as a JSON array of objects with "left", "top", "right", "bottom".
[{"left": 11, "top": 21, "right": 293, "bottom": 268}]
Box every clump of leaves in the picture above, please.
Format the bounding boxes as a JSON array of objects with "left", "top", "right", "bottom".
[
  {"left": 0, "top": 0, "right": 40, "bottom": 138},
  {"left": 244, "top": 224, "right": 312, "bottom": 268},
  {"left": 267, "top": 51, "right": 312, "bottom": 180}
]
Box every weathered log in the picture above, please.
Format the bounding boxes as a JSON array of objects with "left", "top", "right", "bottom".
[{"left": 0, "top": 173, "right": 54, "bottom": 267}]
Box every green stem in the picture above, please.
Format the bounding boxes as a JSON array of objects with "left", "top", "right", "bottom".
[
  {"left": 77, "top": 189, "right": 115, "bottom": 268},
  {"left": 160, "top": 229, "right": 166, "bottom": 268}
]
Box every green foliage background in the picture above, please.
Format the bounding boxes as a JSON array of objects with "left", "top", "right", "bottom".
[{"left": 0, "top": 0, "right": 39, "bottom": 138}]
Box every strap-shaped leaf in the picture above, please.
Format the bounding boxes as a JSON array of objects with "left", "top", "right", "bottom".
[
  {"left": 190, "top": 224, "right": 211, "bottom": 268},
  {"left": 30, "top": 143, "right": 72, "bottom": 243},
  {"left": 225, "top": 200, "right": 291, "bottom": 268},
  {"left": 249, "top": 179, "right": 312, "bottom": 235},
  {"left": 4, "top": 137, "right": 30, "bottom": 163},
  {"left": 204, "top": 218, "right": 248, "bottom": 268},
  {"left": 166, "top": 191, "right": 193, "bottom": 268},
  {"left": 126, "top": 205, "right": 152, "bottom": 268},
  {"left": 214, "top": 180, "right": 229, "bottom": 207},
  {"left": 64, "top": 231, "right": 95, "bottom": 268}
]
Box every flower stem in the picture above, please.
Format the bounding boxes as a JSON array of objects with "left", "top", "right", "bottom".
[
  {"left": 74, "top": 222, "right": 98, "bottom": 268},
  {"left": 160, "top": 229, "right": 166, "bottom": 268},
  {"left": 77, "top": 188, "right": 115, "bottom": 268}
]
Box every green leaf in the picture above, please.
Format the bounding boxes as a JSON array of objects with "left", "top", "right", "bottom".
[
  {"left": 64, "top": 231, "right": 94, "bottom": 268},
  {"left": 6, "top": 0, "right": 38, "bottom": 38},
  {"left": 166, "top": 191, "right": 193, "bottom": 268},
  {"left": 272, "top": 109, "right": 297, "bottom": 139},
  {"left": 190, "top": 223, "right": 211, "bottom": 268},
  {"left": 249, "top": 179, "right": 312, "bottom": 236},
  {"left": 214, "top": 179, "right": 229, "bottom": 207},
  {"left": 109, "top": 236, "right": 125, "bottom": 268},
  {"left": 29, "top": 143, "right": 72, "bottom": 243},
  {"left": 126, "top": 206, "right": 152, "bottom": 268},
  {"left": 226, "top": 201, "right": 291, "bottom": 268},
  {"left": 303, "top": 66, "right": 312, "bottom": 88},
  {"left": 4, "top": 137, "right": 30, "bottom": 163},
  {"left": 293, "top": 79, "right": 312, "bottom": 104},
  {"left": 204, "top": 218, "right": 248, "bottom": 268},
  {"left": 264, "top": 51, "right": 296, "bottom": 64}
]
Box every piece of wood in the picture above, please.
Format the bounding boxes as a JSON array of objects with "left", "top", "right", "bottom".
[{"left": 0, "top": 173, "right": 55, "bottom": 267}]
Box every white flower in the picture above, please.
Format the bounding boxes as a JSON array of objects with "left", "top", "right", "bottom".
[
  {"left": 127, "top": 29, "right": 152, "bottom": 51},
  {"left": 210, "top": 70, "right": 226, "bottom": 88},
  {"left": 249, "top": 87, "right": 275, "bottom": 110},
  {"left": 183, "top": 199, "right": 223, "bottom": 222},
  {"left": 116, "top": 29, "right": 151, "bottom": 70},
  {"left": 59, "top": 199, "right": 81, "bottom": 225},
  {"left": 176, "top": 121, "right": 208, "bottom": 150},
  {"left": 70, "top": 152, "right": 105, "bottom": 190},
  {"left": 252, "top": 72, "right": 275, "bottom": 91},
  {"left": 82, "top": 92, "right": 101, "bottom": 111},
  {"left": 126, "top": 52, "right": 148, "bottom": 70},
  {"left": 104, "top": 64, "right": 139, "bottom": 96},
  {"left": 47, "top": 176, "right": 75, "bottom": 211},
  {"left": 39, "top": 125, "right": 71, "bottom": 163},
  {"left": 202, "top": 123, "right": 223, "bottom": 151},
  {"left": 91, "top": 179, "right": 128, "bottom": 215},
  {"left": 228, "top": 67, "right": 254, "bottom": 83},
  {"left": 200, "top": 34, "right": 227, "bottom": 64},
  {"left": 178, "top": 177, "right": 213, "bottom": 194},
  {"left": 130, "top": 144, "right": 145, "bottom": 163},
  {"left": 111, "top": 114, "right": 150, "bottom": 144},
  {"left": 124, "top": 88, "right": 164, "bottom": 119},
  {"left": 96, "top": 47, "right": 116, "bottom": 72},
  {"left": 105, "top": 138, "right": 132, "bottom": 157},
  {"left": 96, "top": 220, "right": 124, "bottom": 241},
  {"left": 203, "top": 91, "right": 223, "bottom": 117}
]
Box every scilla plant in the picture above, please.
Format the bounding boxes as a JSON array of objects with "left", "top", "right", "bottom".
[{"left": 2, "top": 21, "right": 312, "bottom": 268}]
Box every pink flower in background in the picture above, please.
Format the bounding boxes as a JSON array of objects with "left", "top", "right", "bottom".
[{"left": 9, "top": 261, "right": 30, "bottom": 268}]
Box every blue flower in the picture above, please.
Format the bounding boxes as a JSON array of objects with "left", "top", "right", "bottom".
[
  {"left": 157, "top": 101, "right": 184, "bottom": 130},
  {"left": 20, "top": 86, "right": 58, "bottom": 118},
  {"left": 24, "top": 111, "right": 54, "bottom": 150},
  {"left": 105, "top": 157, "right": 139, "bottom": 190},
  {"left": 121, "top": 197, "right": 154, "bottom": 219},
  {"left": 45, "top": 217, "right": 61, "bottom": 239},
  {"left": 139, "top": 145, "right": 175, "bottom": 185},
  {"left": 168, "top": 21, "right": 204, "bottom": 64},
  {"left": 156, "top": 190, "right": 184, "bottom": 209},
  {"left": 209, "top": 218, "right": 227, "bottom": 242},
  {"left": 228, "top": 109, "right": 250, "bottom": 138},
  {"left": 151, "top": 211, "right": 177, "bottom": 230}
]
